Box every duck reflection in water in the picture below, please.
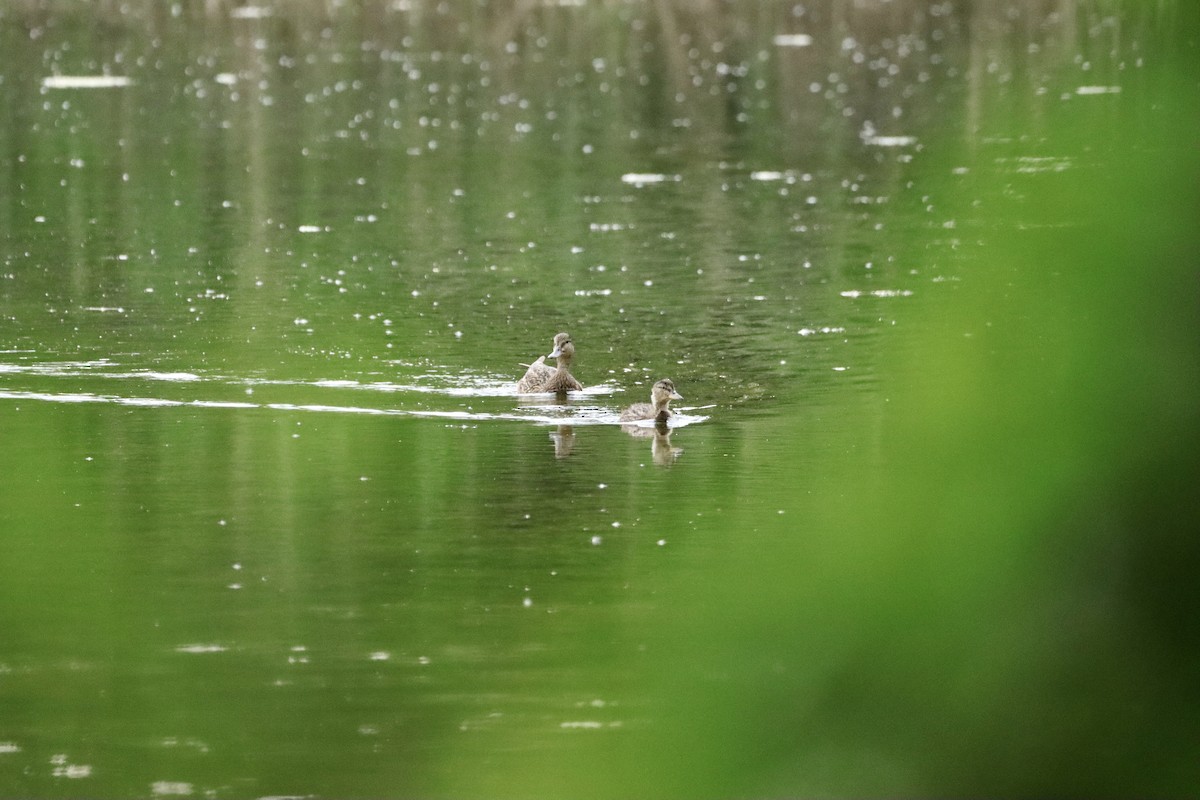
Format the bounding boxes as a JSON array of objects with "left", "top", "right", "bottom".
[
  {"left": 517, "top": 332, "right": 583, "bottom": 394},
  {"left": 549, "top": 425, "right": 575, "bottom": 459}
]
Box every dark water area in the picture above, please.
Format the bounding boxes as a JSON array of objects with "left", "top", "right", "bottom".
[{"left": 1, "top": 1, "right": 1198, "bottom": 797}]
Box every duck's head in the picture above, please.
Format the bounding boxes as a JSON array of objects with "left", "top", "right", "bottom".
[
  {"left": 652, "top": 378, "right": 683, "bottom": 406},
  {"left": 546, "top": 332, "right": 575, "bottom": 361}
]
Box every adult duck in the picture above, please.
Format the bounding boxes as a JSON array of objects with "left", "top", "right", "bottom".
[{"left": 516, "top": 332, "right": 583, "bottom": 394}]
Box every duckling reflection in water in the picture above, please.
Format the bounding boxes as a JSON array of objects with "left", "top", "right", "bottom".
[
  {"left": 619, "top": 378, "right": 682, "bottom": 423},
  {"left": 517, "top": 332, "right": 583, "bottom": 394},
  {"left": 621, "top": 421, "right": 683, "bottom": 465}
]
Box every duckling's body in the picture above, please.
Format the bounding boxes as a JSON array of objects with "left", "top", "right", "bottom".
[
  {"left": 517, "top": 332, "right": 583, "bottom": 394},
  {"left": 619, "top": 378, "right": 683, "bottom": 423}
]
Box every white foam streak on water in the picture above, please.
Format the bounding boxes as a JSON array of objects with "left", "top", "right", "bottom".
[
  {"left": 120, "top": 397, "right": 187, "bottom": 407},
  {"left": 0, "top": 360, "right": 703, "bottom": 425},
  {"left": 193, "top": 400, "right": 259, "bottom": 409},
  {"left": 1, "top": 391, "right": 107, "bottom": 405},
  {"left": 0, "top": 390, "right": 706, "bottom": 427},
  {"left": 840, "top": 289, "right": 914, "bottom": 298},
  {"left": 0, "top": 361, "right": 202, "bottom": 383},
  {"left": 275, "top": 377, "right": 617, "bottom": 398},
  {"left": 131, "top": 371, "right": 203, "bottom": 382},
  {"left": 0, "top": 361, "right": 616, "bottom": 397},
  {"left": 619, "top": 412, "right": 707, "bottom": 429},
  {"left": 0, "top": 359, "right": 113, "bottom": 376}
]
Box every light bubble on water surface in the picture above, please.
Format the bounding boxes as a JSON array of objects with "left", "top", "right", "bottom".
[
  {"left": 750, "top": 170, "right": 792, "bottom": 182},
  {"left": 620, "top": 173, "right": 679, "bottom": 187},
  {"left": 1009, "top": 156, "right": 1072, "bottom": 174},
  {"left": 863, "top": 133, "right": 918, "bottom": 147},
  {"left": 174, "top": 644, "right": 226, "bottom": 654},
  {"left": 773, "top": 34, "right": 814, "bottom": 47},
  {"left": 150, "top": 781, "right": 194, "bottom": 796},
  {"left": 42, "top": 75, "right": 132, "bottom": 89},
  {"left": 50, "top": 758, "right": 92, "bottom": 779}
]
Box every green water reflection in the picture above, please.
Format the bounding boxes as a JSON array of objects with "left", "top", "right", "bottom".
[{"left": 2, "top": 1, "right": 1197, "bottom": 798}]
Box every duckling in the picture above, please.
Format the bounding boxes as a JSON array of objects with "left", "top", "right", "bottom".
[
  {"left": 619, "top": 378, "right": 683, "bottom": 423},
  {"left": 516, "top": 332, "right": 583, "bottom": 394}
]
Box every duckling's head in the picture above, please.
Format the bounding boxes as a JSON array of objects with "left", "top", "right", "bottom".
[
  {"left": 546, "top": 332, "right": 575, "bottom": 362},
  {"left": 652, "top": 378, "right": 683, "bottom": 407}
]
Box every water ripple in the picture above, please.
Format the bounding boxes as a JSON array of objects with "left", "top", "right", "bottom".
[{"left": 0, "top": 361, "right": 706, "bottom": 427}]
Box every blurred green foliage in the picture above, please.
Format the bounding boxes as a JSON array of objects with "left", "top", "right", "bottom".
[{"left": 597, "top": 42, "right": 1200, "bottom": 800}]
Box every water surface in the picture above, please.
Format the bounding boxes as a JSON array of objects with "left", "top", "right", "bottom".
[{"left": 1, "top": 1, "right": 1198, "bottom": 797}]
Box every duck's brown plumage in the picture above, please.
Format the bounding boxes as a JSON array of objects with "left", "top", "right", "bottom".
[
  {"left": 516, "top": 356, "right": 555, "bottom": 393},
  {"left": 619, "top": 378, "right": 682, "bottom": 422},
  {"left": 517, "top": 332, "right": 582, "bottom": 394}
]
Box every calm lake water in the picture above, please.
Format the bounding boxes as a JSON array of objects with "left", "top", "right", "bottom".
[{"left": 2, "top": 1, "right": 1198, "bottom": 797}]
